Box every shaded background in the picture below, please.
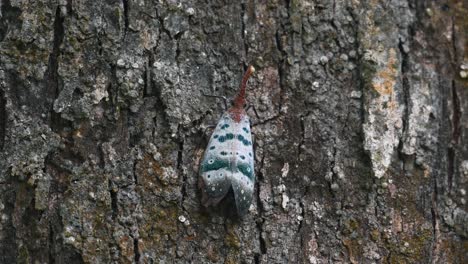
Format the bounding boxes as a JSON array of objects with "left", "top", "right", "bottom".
[{"left": 0, "top": 0, "right": 466, "bottom": 263}]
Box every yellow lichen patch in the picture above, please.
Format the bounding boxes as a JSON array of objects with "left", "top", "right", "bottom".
[
  {"left": 117, "top": 235, "right": 134, "bottom": 264},
  {"left": 343, "top": 238, "right": 360, "bottom": 264},
  {"left": 137, "top": 205, "right": 179, "bottom": 261},
  {"left": 224, "top": 252, "right": 239, "bottom": 264},
  {"left": 18, "top": 245, "right": 30, "bottom": 264},
  {"left": 224, "top": 223, "right": 241, "bottom": 249},
  {"left": 373, "top": 48, "right": 398, "bottom": 95},
  {"left": 370, "top": 229, "right": 380, "bottom": 242},
  {"left": 384, "top": 229, "right": 433, "bottom": 264},
  {"left": 436, "top": 237, "right": 468, "bottom": 263},
  {"left": 139, "top": 205, "right": 179, "bottom": 245}
]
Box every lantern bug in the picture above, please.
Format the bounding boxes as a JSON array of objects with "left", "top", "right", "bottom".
[{"left": 199, "top": 65, "right": 255, "bottom": 216}]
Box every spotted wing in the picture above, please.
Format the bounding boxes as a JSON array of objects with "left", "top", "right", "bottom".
[
  {"left": 199, "top": 113, "right": 234, "bottom": 206},
  {"left": 199, "top": 112, "right": 255, "bottom": 216},
  {"left": 228, "top": 114, "right": 254, "bottom": 216}
]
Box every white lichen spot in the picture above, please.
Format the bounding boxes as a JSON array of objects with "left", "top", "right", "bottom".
[
  {"left": 178, "top": 215, "right": 186, "bottom": 223},
  {"left": 459, "top": 189, "right": 466, "bottom": 196},
  {"left": 281, "top": 163, "right": 290, "bottom": 178},
  {"left": 460, "top": 71, "right": 468, "bottom": 79},
  {"left": 186, "top": 7, "right": 195, "bottom": 15},
  {"left": 64, "top": 236, "right": 76, "bottom": 244},
  {"left": 331, "top": 183, "right": 339, "bottom": 191},
  {"left": 282, "top": 193, "right": 289, "bottom": 209},
  {"left": 320, "top": 56, "right": 329, "bottom": 64},
  {"left": 350, "top": 90, "right": 362, "bottom": 98},
  {"left": 278, "top": 184, "right": 286, "bottom": 193},
  {"left": 461, "top": 160, "right": 468, "bottom": 179},
  {"left": 1, "top": 214, "right": 8, "bottom": 222},
  {"left": 309, "top": 256, "right": 318, "bottom": 264},
  {"left": 425, "top": 8, "right": 433, "bottom": 16},
  {"left": 153, "top": 152, "right": 162, "bottom": 161},
  {"left": 117, "top": 59, "right": 125, "bottom": 67},
  {"left": 162, "top": 166, "right": 178, "bottom": 181}
]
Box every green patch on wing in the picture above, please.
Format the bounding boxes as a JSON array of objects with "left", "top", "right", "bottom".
[
  {"left": 237, "top": 162, "right": 254, "bottom": 180},
  {"left": 201, "top": 157, "right": 230, "bottom": 173}
]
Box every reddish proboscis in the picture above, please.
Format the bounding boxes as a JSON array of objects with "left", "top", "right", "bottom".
[{"left": 229, "top": 65, "right": 255, "bottom": 122}]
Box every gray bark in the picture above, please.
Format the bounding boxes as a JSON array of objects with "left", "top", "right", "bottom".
[{"left": 0, "top": 0, "right": 466, "bottom": 263}]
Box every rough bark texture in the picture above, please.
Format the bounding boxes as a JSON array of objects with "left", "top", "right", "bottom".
[{"left": 0, "top": 0, "right": 467, "bottom": 263}]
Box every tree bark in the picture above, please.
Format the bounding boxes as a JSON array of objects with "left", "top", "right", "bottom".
[{"left": 0, "top": 0, "right": 466, "bottom": 263}]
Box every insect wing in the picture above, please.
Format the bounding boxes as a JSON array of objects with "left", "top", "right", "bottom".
[
  {"left": 199, "top": 114, "right": 232, "bottom": 206},
  {"left": 199, "top": 113, "right": 255, "bottom": 215},
  {"left": 230, "top": 115, "right": 254, "bottom": 216}
]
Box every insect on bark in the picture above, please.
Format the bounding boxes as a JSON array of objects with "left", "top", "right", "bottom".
[{"left": 199, "top": 65, "right": 255, "bottom": 217}]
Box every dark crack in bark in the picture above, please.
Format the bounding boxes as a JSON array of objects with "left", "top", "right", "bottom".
[
  {"left": 48, "top": 222, "right": 55, "bottom": 264},
  {"left": 177, "top": 126, "right": 186, "bottom": 207},
  {"left": 175, "top": 32, "right": 183, "bottom": 64},
  {"left": 133, "top": 237, "right": 140, "bottom": 263},
  {"left": 109, "top": 179, "right": 118, "bottom": 221},
  {"left": 430, "top": 179, "right": 440, "bottom": 264},
  {"left": 448, "top": 81, "right": 460, "bottom": 192},
  {"left": 122, "top": 0, "right": 129, "bottom": 37},
  {"left": 0, "top": 88, "right": 6, "bottom": 150},
  {"left": 275, "top": 30, "right": 287, "bottom": 115},
  {"left": 143, "top": 53, "right": 151, "bottom": 97},
  {"left": 451, "top": 82, "right": 461, "bottom": 145},
  {"left": 255, "top": 154, "right": 267, "bottom": 263},
  {"left": 48, "top": 5, "right": 64, "bottom": 100},
  {"left": 398, "top": 37, "right": 410, "bottom": 148},
  {"left": 297, "top": 114, "right": 306, "bottom": 159},
  {"left": 155, "top": 9, "right": 172, "bottom": 39},
  {"left": 133, "top": 159, "right": 138, "bottom": 185},
  {"left": 48, "top": 5, "right": 67, "bottom": 132},
  {"left": 0, "top": 0, "right": 22, "bottom": 42}
]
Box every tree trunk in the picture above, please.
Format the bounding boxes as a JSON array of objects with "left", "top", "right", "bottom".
[{"left": 0, "top": 0, "right": 466, "bottom": 263}]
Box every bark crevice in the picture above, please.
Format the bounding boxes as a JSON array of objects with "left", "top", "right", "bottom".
[
  {"left": 0, "top": 0, "right": 22, "bottom": 42},
  {"left": 0, "top": 89, "right": 6, "bottom": 150},
  {"left": 133, "top": 237, "right": 140, "bottom": 263},
  {"left": 48, "top": 5, "right": 66, "bottom": 132},
  {"left": 255, "top": 154, "right": 267, "bottom": 262},
  {"left": 122, "top": 0, "right": 129, "bottom": 36}
]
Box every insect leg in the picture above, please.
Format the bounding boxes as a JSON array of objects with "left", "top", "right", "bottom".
[
  {"left": 202, "top": 93, "right": 229, "bottom": 110},
  {"left": 202, "top": 124, "right": 216, "bottom": 137},
  {"left": 245, "top": 104, "right": 260, "bottom": 120},
  {"left": 196, "top": 124, "right": 216, "bottom": 151}
]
